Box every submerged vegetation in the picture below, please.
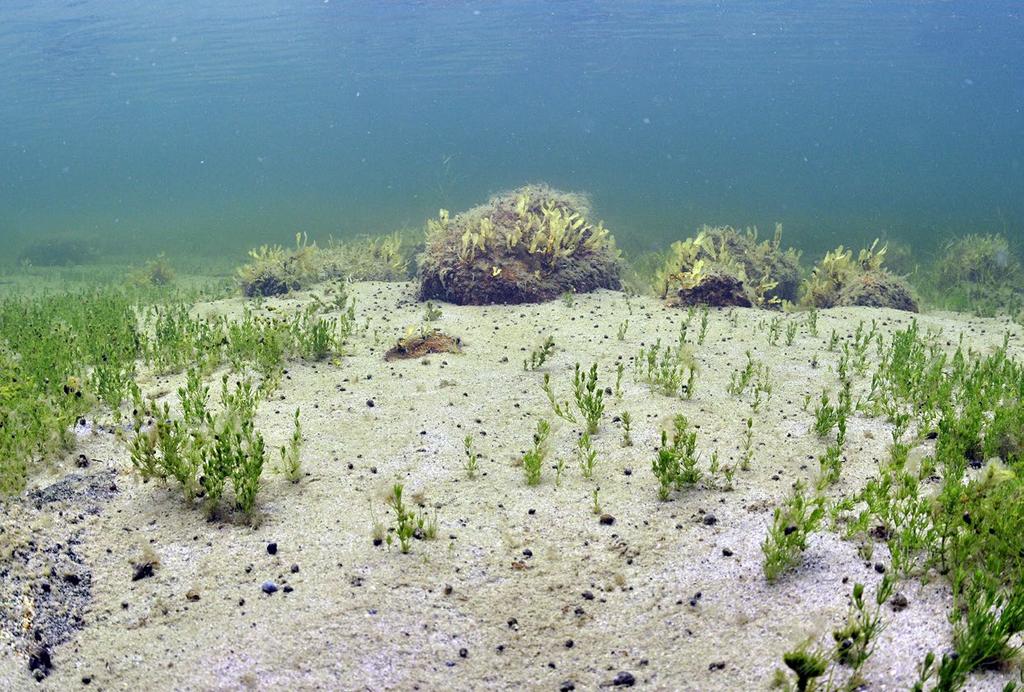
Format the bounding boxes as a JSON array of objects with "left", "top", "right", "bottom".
[
  {"left": 654, "top": 224, "right": 801, "bottom": 308},
  {"left": 4, "top": 199, "right": 1024, "bottom": 689},
  {"left": 801, "top": 239, "right": 918, "bottom": 312},
  {"left": 418, "top": 184, "right": 622, "bottom": 304}
]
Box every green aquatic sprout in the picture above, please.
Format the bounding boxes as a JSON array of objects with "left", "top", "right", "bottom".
[
  {"left": 463, "top": 434, "right": 479, "bottom": 478},
  {"left": 651, "top": 414, "right": 700, "bottom": 500},
  {"left": 741, "top": 417, "right": 754, "bottom": 471},
  {"left": 620, "top": 411, "right": 634, "bottom": 447},
  {"left": 782, "top": 646, "right": 829, "bottom": 692},
  {"left": 785, "top": 319, "right": 798, "bottom": 346},
  {"left": 636, "top": 339, "right": 695, "bottom": 398},
  {"left": 697, "top": 306, "right": 710, "bottom": 344},
  {"left": 524, "top": 335, "right": 555, "bottom": 371},
  {"left": 523, "top": 419, "right": 551, "bottom": 486},
  {"left": 386, "top": 483, "right": 416, "bottom": 554},
  {"left": 762, "top": 481, "right": 825, "bottom": 582},
  {"left": 572, "top": 362, "right": 605, "bottom": 434},
  {"left": 577, "top": 432, "right": 597, "bottom": 480},
  {"left": 423, "top": 301, "right": 442, "bottom": 322},
  {"left": 280, "top": 408, "right": 302, "bottom": 483}
]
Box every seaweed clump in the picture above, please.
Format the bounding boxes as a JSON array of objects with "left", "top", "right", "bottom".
[
  {"left": 128, "top": 254, "right": 176, "bottom": 287},
  {"left": 385, "top": 327, "right": 461, "bottom": 361},
  {"left": 418, "top": 184, "right": 621, "bottom": 305},
  {"left": 930, "top": 233, "right": 1022, "bottom": 315},
  {"left": 324, "top": 231, "right": 414, "bottom": 282},
  {"left": 654, "top": 224, "right": 801, "bottom": 308},
  {"left": 237, "top": 233, "right": 336, "bottom": 297},
  {"left": 802, "top": 240, "right": 918, "bottom": 312}
]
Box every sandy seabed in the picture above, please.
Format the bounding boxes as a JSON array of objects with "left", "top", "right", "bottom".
[{"left": 1, "top": 281, "right": 1020, "bottom": 691}]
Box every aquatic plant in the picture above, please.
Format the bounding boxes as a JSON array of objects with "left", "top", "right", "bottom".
[
  {"left": 129, "top": 254, "right": 176, "bottom": 287},
  {"left": 781, "top": 646, "right": 829, "bottom": 692},
  {"left": 422, "top": 301, "right": 442, "bottom": 322},
  {"left": 620, "top": 411, "right": 633, "bottom": 447},
  {"left": 801, "top": 239, "right": 918, "bottom": 312},
  {"left": 651, "top": 415, "right": 701, "bottom": 500},
  {"left": 927, "top": 232, "right": 1023, "bottom": 316},
  {"left": 386, "top": 483, "right": 416, "bottom": 553},
  {"left": 572, "top": 363, "right": 605, "bottom": 434},
  {"left": 523, "top": 335, "right": 555, "bottom": 371},
  {"left": 129, "top": 374, "right": 269, "bottom": 518},
  {"left": 280, "top": 408, "right": 302, "bottom": 483},
  {"left": 0, "top": 289, "right": 139, "bottom": 493},
  {"left": 541, "top": 363, "right": 604, "bottom": 433},
  {"left": 654, "top": 224, "right": 801, "bottom": 308},
  {"left": 522, "top": 419, "right": 551, "bottom": 486},
  {"left": 463, "top": 434, "right": 479, "bottom": 479},
  {"left": 577, "top": 432, "right": 597, "bottom": 480},
  {"left": 237, "top": 233, "right": 334, "bottom": 297},
  {"left": 383, "top": 483, "right": 438, "bottom": 553},
  {"left": 418, "top": 184, "right": 621, "bottom": 305},
  {"left": 762, "top": 481, "right": 824, "bottom": 582},
  {"left": 635, "top": 339, "right": 696, "bottom": 398},
  {"left": 323, "top": 231, "right": 412, "bottom": 282}
]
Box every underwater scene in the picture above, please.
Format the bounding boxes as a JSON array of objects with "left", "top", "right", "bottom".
[{"left": 1, "top": 1, "right": 1023, "bottom": 690}]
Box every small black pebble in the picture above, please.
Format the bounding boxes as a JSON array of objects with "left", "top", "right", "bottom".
[
  {"left": 874, "top": 562, "right": 886, "bottom": 574},
  {"left": 582, "top": 591, "right": 594, "bottom": 600},
  {"left": 290, "top": 564, "right": 300, "bottom": 573},
  {"left": 564, "top": 639, "right": 574, "bottom": 648},
  {"left": 702, "top": 514, "right": 717, "bottom": 526},
  {"left": 459, "top": 648, "right": 468, "bottom": 658},
  {"left": 366, "top": 399, "right": 375, "bottom": 407},
  {"left": 522, "top": 548, "right": 533, "bottom": 557},
  {"left": 283, "top": 585, "right": 294, "bottom": 593},
  {"left": 131, "top": 562, "right": 154, "bottom": 581},
  {"left": 444, "top": 584, "right": 453, "bottom": 596},
  {"left": 560, "top": 682, "right": 576, "bottom": 692},
  {"left": 599, "top": 514, "right": 615, "bottom": 526},
  {"left": 267, "top": 542, "right": 278, "bottom": 555},
  {"left": 261, "top": 581, "right": 278, "bottom": 594},
  {"left": 611, "top": 671, "right": 636, "bottom": 687},
  {"left": 722, "top": 548, "right": 733, "bottom": 557}
]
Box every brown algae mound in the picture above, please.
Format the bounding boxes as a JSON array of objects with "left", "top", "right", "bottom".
[
  {"left": 802, "top": 240, "right": 918, "bottom": 312},
  {"left": 654, "top": 224, "right": 802, "bottom": 308},
  {"left": 384, "top": 327, "right": 462, "bottom": 361},
  {"left": 417, "top": 184, "right": 621, "bottom": 304},
  {"left": 236, "top": 233, "right": 334, "bottom": 297}
]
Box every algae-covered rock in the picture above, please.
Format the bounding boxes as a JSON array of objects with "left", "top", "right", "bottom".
[
  {"left": 237, "top": 233, "right": 336, "bottom": 297},
  {"left": 655, "top": 224, "right": 801, "bottom": 308},
  {"left": 418, "top": 184, "right": 621, "bottom": 305},
  {"left": 802, "top": 240, "right": 918, "bottom": 312}
]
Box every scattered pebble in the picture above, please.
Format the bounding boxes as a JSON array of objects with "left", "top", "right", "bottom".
[
  {"left": 610, "top": 671, "right": 636, "bottom": 687},
  {"left": 261, "top": 581, "right": 278, "bottom": 595}
]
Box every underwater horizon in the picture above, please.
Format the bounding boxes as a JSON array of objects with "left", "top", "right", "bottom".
[{"left": 1, "top": 0, "right": 1022, "bottom": 267}]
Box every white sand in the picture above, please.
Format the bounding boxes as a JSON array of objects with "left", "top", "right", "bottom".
[{"left": 1, "top": 281, "right": 1020, "bottom": 691}]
